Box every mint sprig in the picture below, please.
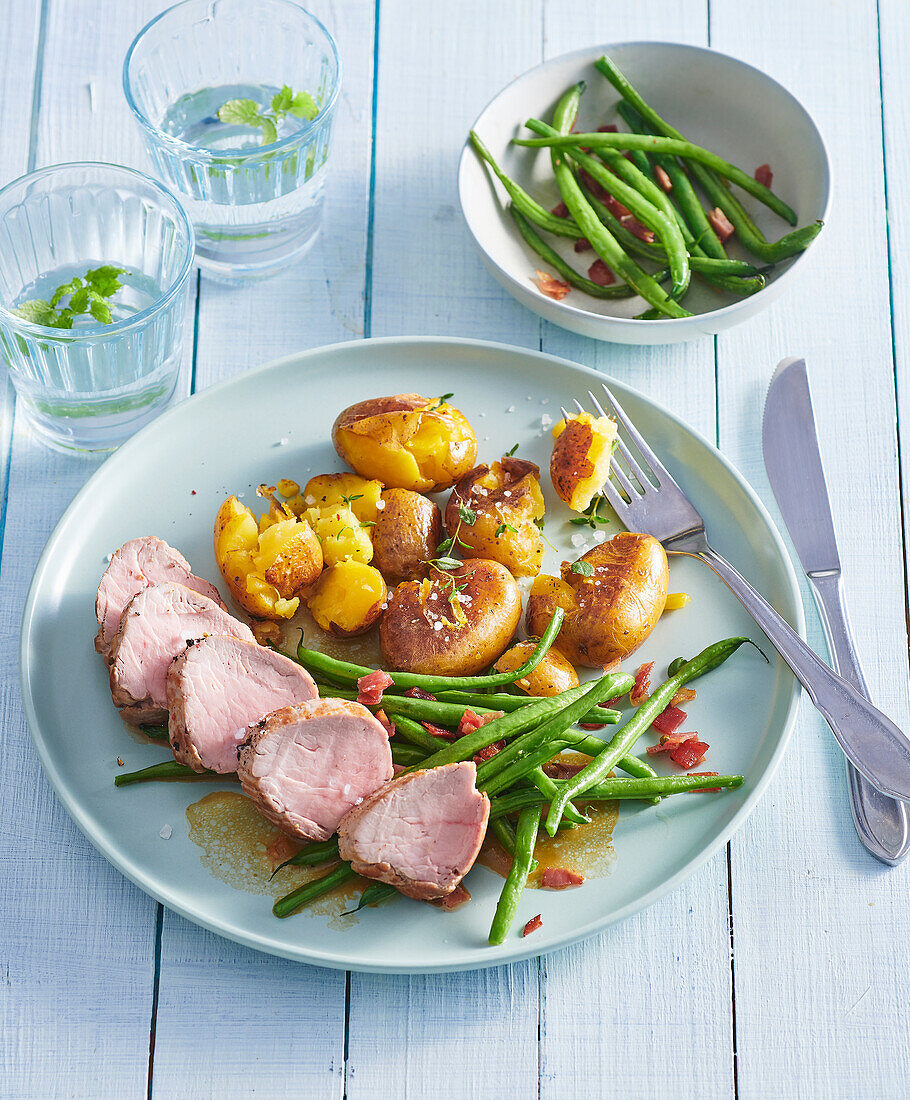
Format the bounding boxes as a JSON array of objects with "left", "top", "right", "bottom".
[
  {"left": 13, "top": 266, "right": 127, "bottom": 329},
  {"left": 217, "top": 85, "right": 319, "bottom": 146}
]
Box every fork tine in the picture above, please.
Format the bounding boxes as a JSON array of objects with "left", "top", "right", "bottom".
[
  {"left": 560, "top": 406, "right": 570, "bottom": 421},
  {"left": 608, "top": 453, "right": 639, "bottom": 499},
  {"left": 600, "top": 383, "right": 675, "bottom": 484},
  {"left": 587, "top": 390, "right": 609, "bottom": 419},
  {"left": 599, "top": 470, "right": 632, "bottom": 518},
  {"left": 613, "top": 433, "right": 655, "bottom": 491},
  {"left": 572, "top": 398, "right": 584, "bottom": 414}
]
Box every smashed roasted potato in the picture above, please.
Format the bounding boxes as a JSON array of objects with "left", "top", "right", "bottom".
[
  {"left": 380, "top": 559, "right": 521, "bottom": 676},
  {"left": 332, "top": 393, "right": 478, "bottom": 492},
  {"left": 370, "top": 488, "right": 442, "bottom": 581},
  {"left": 307, "top": 560, "right": 388, "bottom": 636},
  {"left": 550, "top": 411, "right": 618, "bottom": 513},
  {"left": 294, "top": 472, "right": 382, "bottom": 567},
  {"left": 444, "top": 457, "right": 545, "bottom": 578},
  {"left": 493, "top": 641, "right": 579, "bottom": 697},
  {"left": 214, "top": 495, "right": 322, "bottom": 620},
  {"left": 526, "top": 531, "right": 668, "bottom": 667}
]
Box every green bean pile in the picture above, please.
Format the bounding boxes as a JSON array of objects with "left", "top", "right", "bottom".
[
  {"left": 116, "top": 607, "right": 750, "bottom": 946},
  {"left": 470, "top": 54, "right": 823, "bottom": 320}
]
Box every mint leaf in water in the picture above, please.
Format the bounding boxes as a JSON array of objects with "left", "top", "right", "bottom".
[
  {"left": 218, "top": 85, "right": 320, "bottom": 147},
  {"left": 217, "top": 98, "right": 263, "bottom": 127},
  {"left": 85, "top": 265, "right": 125, "bottom": 298},
  {"left": 258, "top": 117, "right": 278, "bottom": 146},
  {"left": 288, "top": 90, "right": 318, "bottom": 120},
  {"left": 12, "top": 266, "right": 126, "bottom": 328},
  {"left": 12, "top": 299, "right": 58, "bottom": 326},
  {"left": 88, "top": 298, "right": 113, "bottom": 324}
]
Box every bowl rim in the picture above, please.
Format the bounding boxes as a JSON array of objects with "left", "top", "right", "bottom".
[
  {"left": 458, "top": 40, "right": 832, "bottom": 332},
  {"left": 122, "top": 0, "right": 342, "bottom": 165},
  {"left": 0, "top": 160, "right": 196, "bottom": 339}
]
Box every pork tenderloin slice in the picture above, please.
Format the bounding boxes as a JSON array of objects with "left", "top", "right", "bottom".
[
  {"left": 337, "top": 762, "right": 490, "bottom": 900},
  {"left": 237, "top": 699, "right": 393, "bottom": 842},
  {"left": 95, "top": 536, "right": 224, "bottom": 660},
  {"left": 109, "top": 582, "right": 254, "bottom": 725},
  {"left": 167, "top": 635, "right": 318, "bottom": 774}
]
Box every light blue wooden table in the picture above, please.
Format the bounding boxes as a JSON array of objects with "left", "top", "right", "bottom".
[{"left": 2, "top": 1, "right": 909, "bottom": 1096}]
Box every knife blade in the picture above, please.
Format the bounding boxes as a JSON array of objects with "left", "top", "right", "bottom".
[{"left": 763, "top": 356, "right": 909, "bottom": 864}]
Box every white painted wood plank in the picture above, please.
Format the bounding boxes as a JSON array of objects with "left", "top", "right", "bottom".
[
  {"left": 711, "top": 2, "right": 910, "bottom": 1096},
  {"left": 0, "top": 4, "right": 198, "bottom": 1097},
  {"left": 344, "top": 3, "right": 543, "bottom": 1096},
  {"left": 535, "top": 4, "right": 736, "bottom": 1098},
  {"left": 151, "top": 2, "right": 375, "bottom": 1096}
]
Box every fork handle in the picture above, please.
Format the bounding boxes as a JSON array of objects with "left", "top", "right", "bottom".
[{"left": 697, "top": 546, "right": 910, "bottom": 803}]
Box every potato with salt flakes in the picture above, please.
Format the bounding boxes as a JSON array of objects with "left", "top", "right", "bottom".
[
  {"left": 214, "top": 495, "right": 322, "bottom": 621},
  {"left": 380, "top": 559, "right": 521, "bottom": 677},
  {"left": 307, "top": 560, "right": 387, "bottom": 637},
  {"left": 526, "top": 531, "right": 668, "bottom": 668},
  {"left": 550, "top": 411, "right": 618, "bottom": 513},
  {"left": 370, "top": 488, "right": 442, "bottom": 581},
  {"left": 493, "top": 641, "right": 579, "bottom": 697},
  {"left": 444, "top": 457, "right": 545, "bottom": 578},
  {"left": 332, "top": 393, "right": 477, "bottom": 492}
]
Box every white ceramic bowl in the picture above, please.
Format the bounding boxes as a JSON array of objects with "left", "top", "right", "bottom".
[{"left": 458, "top": 42, "right": 831, "bottom": 345}]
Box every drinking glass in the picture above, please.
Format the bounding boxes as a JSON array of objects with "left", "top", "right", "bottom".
[
  {"left": 124, "top": 0, "right": 341, "bottom": 282},
  {"left": 0, "top": 162, "right": 195, "bottom": 454}
]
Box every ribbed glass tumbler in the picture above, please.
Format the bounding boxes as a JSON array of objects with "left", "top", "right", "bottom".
[{"left": 0, "top": 162, "right": 194, "bottom": 454}]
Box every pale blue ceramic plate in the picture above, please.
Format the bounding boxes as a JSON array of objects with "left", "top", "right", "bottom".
[{"left": 20, "top": 337, "right": 803, "bottom": 972}]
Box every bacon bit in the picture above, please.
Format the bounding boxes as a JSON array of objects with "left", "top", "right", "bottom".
[
  {"left": 458, "top": 709, "right": 486, "bottom": 737},
  {"left": 404, "top": 686, "right": 437, "bottom": 701},
  {"left": 117, "top": 756, "right": 124, "bottom": 767},
  {"left": 544, "top": 760, "right": 587, "bottom": 780},
  {"left": 551, "top": 201, "right": 569, "bottom": 218},
  {"left": 646, "top": 731, "right": 696, "bottom": 756},
  {"left": 481, "top": 710, "right": 505, "bottom": 724},
  {"left": 541, "top": 867, "right": 585, "bottom": 889},
  {"left": 652, "top": 704, "right": 687, "bottom": 736},
  {"left": 579, "top": 721, "right": 607, "bottom": 731},
  {"left": 688, "top": 771, "right": 721, "bottom": 792},
  {"left": 422, "top": 721, "right": 456, "bottom": 740},
  {"left": 587, "top": 259, "right": 615, "bottom": 286},
  {"left": 754, "top": 163, "right": 773, "bottom": 187},
  {"left": 671, "top": 688, "right": 697, "bottom": 707},
  {"left": 523, "top": 914, "right": 543, "bottom": 937},
  {"left": 620, "top": 214, "right": 656, "bottom": 243},
  {"left": 655, "top": 165, "right": 673, "bottom": 192},
  {"left": 535, "top": 270, "right": 571, "bottom": 300},
  {"left": 669, "top": 737, "right": 709, "bottom": 769},
  {"left": 630, "top": 661, "right": 653, "bottom": 706},
  {"left": 356, "top": 669, "right": 394, "bottom": 706},
  {"left": 601, "top": 659, "right": 621, "bottom": 674},
  {"left": 375, "top": 709, "right": 396, "bottom": 739},
  {"left": 708, "top": 207, "right": 735, "bottom": 242},
  {"left": 190, "top": 489, "right": 197, "bottom": 496},
  {"left": 578, "top": 170, "right": 613, "bottom": 207},
  {"left": 266, "top": 832, "right": 299, "bottom": 869},
  {"left": 429, "top": 883, "right": 472, "bottom": 910},
  {"left": 473, "top": 740, "right": 506, "bottom": 765},
  {"left": 604, "top": 696, "right": 622, "bottom": 708},
  {"left": 574, "top": 237, "right": 593, "bottom": 252},
  {"left": 597, "top": 124, "right": 618, "bottom": 133}
]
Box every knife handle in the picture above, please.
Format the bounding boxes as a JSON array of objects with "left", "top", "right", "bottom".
[
  {"left": 809, "top": 573, "right": 910, "bottom": 864},
  {"left": 696, "top": 546, "right": 910, "bottom": 803}
]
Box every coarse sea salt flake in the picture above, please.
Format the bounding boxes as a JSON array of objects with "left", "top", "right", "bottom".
[
  {"left": 571, "top": 533, "right": 587, "bottom": 548},
  {"left": 276, "top": 438, "right": 289, "bottom": 446},
  {"left": 541, "top": 414, "right": 552, "bottom": 428},
  {"left": 159, "top": 824, "right": 172, "bottom": 840},
  {"left": 507, "top": 405, "right": 516, "bottom": 413}
]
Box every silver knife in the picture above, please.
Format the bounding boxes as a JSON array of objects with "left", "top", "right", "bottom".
[{"left": 763, "top": 356, "right": 910, "bottom": 864}]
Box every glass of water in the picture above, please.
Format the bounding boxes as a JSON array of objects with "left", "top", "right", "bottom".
[
  {"left": 0, "top": 162, "right": 194, "bottom": 454},
  {"left": 124, "top": 0, "right": 341, "bottom": 282}
]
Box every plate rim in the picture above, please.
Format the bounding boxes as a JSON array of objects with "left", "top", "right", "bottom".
[
  {"left": 457, "top": 39, "right": 833, "bottom": 332},
  {"left": 19, "top": 335, "right": 806, "bottom": 973}
]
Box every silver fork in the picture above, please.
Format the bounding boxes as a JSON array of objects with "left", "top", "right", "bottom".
[{"left": 561, "top": 384, "right": 910, "bottom": 803}]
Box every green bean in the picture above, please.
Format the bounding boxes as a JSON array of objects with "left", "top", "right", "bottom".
[
  {"left": 418, "top": 673, "right": 634, "bottom": 771},
  {"left": 517, "top": 131, "right": 797, "bottom": 227},
  {"left": 392, "top": 714, "right": 446, "bottom": 754},
  {"left": 509, "top": 205, "right": 666, "bottom": 298},
  {"left": 297, "top": 608, "right": 565, "bottom": 692},
  {"left": 489, "top": 804, "right": 541, "bottom": 945},
  {"left": 114, "top": 760, "right": 214, "bottom": 786},
  {"left": 391, "top": 742, "right": 430, "bottom": 767},
  {"left": 273, "top": 862, "right": 355, "bottom": 918},
  {"left": 593, "top": 55, "right": 823, "bottom": 262},
  {"left": 141, "top": 724, "right": 169, "bottom": 740},
  {"left": 271, "top": 839, "right": 341, "bottom": 877},
  {"left": 532, "top": 110, "right": 691, "bottom": 301},
  {"left": 668, "top": 656, "right": 688, "bottom": 677},
  {"left": 433, "top": 686, "right": 622, "bottom": 726},
  {"left": 325, "top": 686, "right": 497, "bottom": 727},
  {"left": 616, "top": 101, "right": 727, "bottom": 260},
  {"left": 544, "top": 637, "right": 751, "bottom": 834},
  {"left": 489, "top": 773, "right": 744, "bottom": 817},
  {"left": 491, "top": 815, "right": 539, "bottom": 874},
  {"left": 342, "top": 882, "right": 399, "bottom": 915},
  {"left": 469, "top": 129, "right": 580, "bottom": 238},
  {"left": 612, "top": 748, "right": 662, "bottom": 805}
]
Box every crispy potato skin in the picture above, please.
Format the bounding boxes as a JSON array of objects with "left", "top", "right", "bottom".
[
  {"left": 380, "top": 559, "right": 521, "bottom": 676},
  {"left": 371, "top": 489, "right": 442, "bottom": 581},
  {"left": 307, "top": 561, "right": 387, "bottom": 637},
  {"left": 526, "top": 532, "right": 668, "bottom": 668},
  {"left": 550, "top": 412, "right": 618, "bottom": 513},
  {"left": 444, "top": 457, "right": 545, "bottom": 578},
  {"left": 332, "top": 394, "right": 477, "bottom": 492},
  {"left": 493, "top": 642, "right": 579, "bottom": 696},
  {"left": 213, "top": 496, "right": 322, "bottom": 620}
]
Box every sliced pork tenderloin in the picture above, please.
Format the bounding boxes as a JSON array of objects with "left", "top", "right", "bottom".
[
  {"left": 336, "top": 762, "right": 490, "bottom": 900},
  {"left": 108, "top": 582, "right": 254, "bottom": 725},
  {"left": 167, "top": 635, "right": 318, "bottom": 774},
  {"left": 237, "top": 699, "right": 393, "bottom": 842},
  {"left": 95, "top": 536, "right": 224, "bottom": 660}
]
